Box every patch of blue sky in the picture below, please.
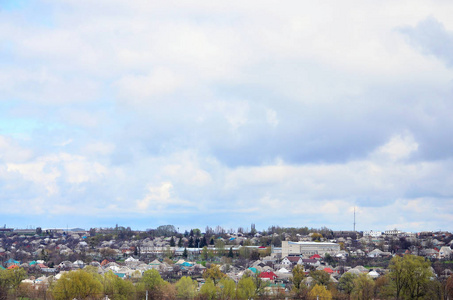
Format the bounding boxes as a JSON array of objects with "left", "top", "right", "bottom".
[
  {"left": 1, "top": 0, "right": 54, "bottom": 28},
  {"left": 0, "top": 117, "right": 67, "bottom": 137},
  {"left": 0, "top": 0, "right": 28, "bottom": 11}
]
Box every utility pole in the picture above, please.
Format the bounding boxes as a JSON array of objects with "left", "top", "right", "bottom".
[{"left": 146, "top": 290, "right": 148, "bottom": 300}]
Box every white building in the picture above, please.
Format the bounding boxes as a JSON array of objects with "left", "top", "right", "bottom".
[
  {"left": 282, "top": 241, "right": 340, "bottom": 258},
  {"left": 363, "top": 230, "right": 382, "bottom": 238}
]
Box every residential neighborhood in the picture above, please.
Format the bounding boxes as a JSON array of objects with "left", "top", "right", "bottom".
[{"left": 0, "top": 225, "right": 452, "bottom": 299}]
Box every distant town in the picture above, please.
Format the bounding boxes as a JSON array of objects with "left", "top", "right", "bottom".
[{"left": 0, "top": 224, "right": 452, "bottom": 299}]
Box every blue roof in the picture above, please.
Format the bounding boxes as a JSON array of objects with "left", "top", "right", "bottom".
[{"left": 248, "top": 267, "right": 257, "bottom": 273}]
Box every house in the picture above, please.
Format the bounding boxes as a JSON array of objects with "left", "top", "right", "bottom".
[
  {"left": 259, "top": 271, "right": 278, "bottom": 281},
  {"left": 281, "top": 256, "right": 302, "bottom": 266},
  {"left": 368, "top": 249, "right": 384, "bottom": 258},
  {"left": 439, "top": 246, "right": 452, "bottom": 259},
  {"left": 302, "top": 259, "right": 320, "bottom": 267}
]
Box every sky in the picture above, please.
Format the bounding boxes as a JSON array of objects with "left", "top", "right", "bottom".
[{"left": 0, "top": 0, "right": 453, "bottom": 232}]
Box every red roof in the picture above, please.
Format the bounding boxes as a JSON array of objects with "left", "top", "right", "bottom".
[
  {"left": 7, "top": 265, "right": 19, "bottom": 270},
  {"left": 101, "top": 259, "right": 110, "bottom": 266},
  {"left": 285, "top": 256, "right": 301, "bottom": 262},
  {"left": 310, "top": 254, "right": 321, "bottom": 259},
  {"left": 259, "top": 272, "right": 278, "bottom": 280},
  {"left": 323, "top": 268, "right": 334, "bottom": 274}
]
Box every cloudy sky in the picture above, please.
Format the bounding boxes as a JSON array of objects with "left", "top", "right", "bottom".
[{"left": 1, "top": 0, "right": 453, "bottom": 232}]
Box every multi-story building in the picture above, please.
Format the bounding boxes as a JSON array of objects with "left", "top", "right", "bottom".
[{"left": 281, "top": 241, "right": 340, "bottom": 258}]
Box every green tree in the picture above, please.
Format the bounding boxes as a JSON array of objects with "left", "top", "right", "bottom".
[
  {"left": 236, "top": 276, "right": 256, "bottom": 299},
  {"left": 310, "top": 270, "right": 331, "bottom": 286},
  {"left": 170, "top": 236, "right": 175, "bottom": 247},
  {"left": 228, "top": 247, "right": 234, "bottom": 258},
  {"left": 202, "top": 246, "right": 209, "bottom": 261},
  {"left": 388, "top": 254, "right": 432, "bottom": 300},
  {"left": 215, "top": 239, "right": 226, "bottom": 257},
  {"left": 309, "top": 284, "right": 332, "bottom": 300},
  {"left": 104, "top": 271, "right": 135, "bottom": 300},
  {"left": 52, "top": 269, "right": 103, "bottom": 300},
  {"left": 203, "top": 264, "right": 225, "bottom": 286},
  {"left": 291, "top": 265, "right": 308, "bottom": 298},
  {"left": 219, "top": 277, "right": 236, "bottom": 300},
  {"left": 352, "top": 273, "right": 375, "bottom": 300},
  {"left": 338, "top": 272, "right": 357, "bottom": 295},
  {"left": 200, "top": 278, "right": 218, "bottom": 300},
  {"left": 183, "top": 247, "right": 188, "bottom": 258},
  {"left": 0, "top": 267, "right": 27, "bottom": 299},
  {"left": 175, "top": 276, "right": 197, "bottom": 299},
  {"left": 141, "top": 269, "right": 164, "bottom": 291}
]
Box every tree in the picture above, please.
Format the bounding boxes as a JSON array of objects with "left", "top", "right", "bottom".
[
  {"left": 215, "top": 239, "right": 226, "bottom": 257},
  {"left": 292, "top": 265, "right": 306, "bottom": 291},
  {"left": 228, "top": 247, "right": 234, "bottom": 258},
  {"left": 51, "top": 269, "right": 103, "bottom": 300},
  {"left": 36, "top": 227, "right": 42, "bottom": 235},
  {"left": 200, "top": 278, "right": 218, "bottom": 300},
  {"left": 352, "top": 273, "right": 375, "bottom": 300},
  {"left": 183, "top": 247, "right": 188, "bottom": 258},
  {"left": 219, "top": 277, "right": 236, "bottom": 300},
  {"left": 236, "top": 276, "right": 256, "bottom": 299},
  {"left": 310, "top": 270, "right": 331, "bottom": 286},
  {"left": 178, "top": 237, "right": 183, "bottom": 248},
  {"left": 0, "top": 267, "right": 27, "bottom": 299},
  {"left": 141, "top": 269, "right": 165, "bottom": 292},
  {"left": 104, "top": 271, "right": 135, "bottom": 300},
  {"left": 309, "top": 284, "right": 332, "bottom": 300},
  {"left": 388, "top": 254, "right": 432, "bottom": 300},
  {"left": 175, "top": 276, "right": 197, "bottom": 299},
  {"left": 447, "top": 274, "right": 453, "bottom": 300},
  {"left": 170, "top": 236, "right": 175, "bottom": 247},
  {"left": 374, "top": 275, "right": 394, "bottom": 299},
  {"left": 203, "top": 264, "right": 225, "bottom": 285},
  {"left": 202, "top": 246, "right": 209, "bottom": 261},
  {"left": 338, "top": 272, "right": 357, "bottom": 295}
]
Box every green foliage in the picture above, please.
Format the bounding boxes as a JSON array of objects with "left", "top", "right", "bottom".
[
  {"left": 51, "top": 269, "right": 103, "bottom": 300},
  {"left": 338, "top": 272, "right": 357, "bottom": 294},
  {"left": 219, "top": 277, "right": 236, "bottom": 299},
  {"left": 228, "top": 247, "right": 234, "bottom": 258},
  {"left": 200, "top": 278, "right": 218, "bottom": 300},
  {"left": 0, "top": 267, "right": 27, "bottom": 298},
  {"left": 215, "top": 239, "right": 226, "bottom": 257},
  {"left": 202, "top": 246, "right": 209, "bottom": 260},
  {"left": 175, "top": 276, "right": 197, "bottom": 299},
  {"left": 309, "top": 284, "right": 332, "bottom": 300},
  {"left": 352, "top": 273, "right": 375, "bottom": 300},
  {"left": 155, "top": 225, "right": 177, "bottom": 237},
  {"left": 104, "top": 271, "right": 136, "bottom": 300},
  {"left": 310, "top": 270, "right": 331, "bottom": 286},
  {"left": 389, "top": 254, "right": 432, "bottom": 299},
  {"left": 292, "top": 265, "right": 306, "bottom": 291},
  {"left": 203, "top": 264, "right": 225, "bottom": 285},
  {"left": 141, "top": 269, "right": 165, "bottom": 291},
  {"left": 236, "top": 276, "right": 256, "bottom": 299}
]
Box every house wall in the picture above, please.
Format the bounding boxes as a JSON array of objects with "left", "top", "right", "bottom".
[{"left": 282, "top": 241, "right": 340, "bottom": 258}]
